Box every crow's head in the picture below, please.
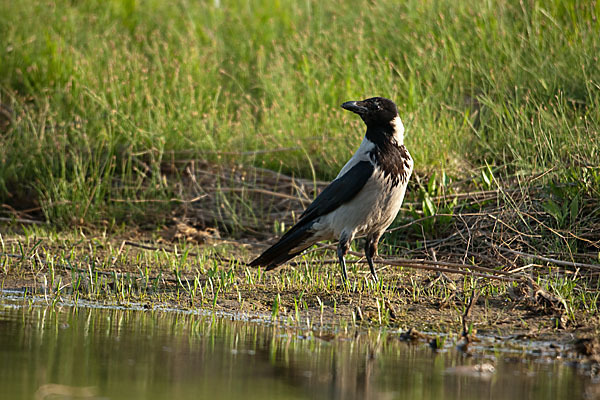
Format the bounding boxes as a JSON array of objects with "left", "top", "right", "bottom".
[{"left": 342, "top": 97, "right": 403, "bottom": 141}]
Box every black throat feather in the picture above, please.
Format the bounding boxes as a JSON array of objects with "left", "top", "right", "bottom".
[{"left": 366, "top": 127, "right": 411, "bottom": 187}]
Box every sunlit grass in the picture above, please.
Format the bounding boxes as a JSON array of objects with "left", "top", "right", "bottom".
[{"left": 0, "top": 0, "right": 598, "bottom": 226}]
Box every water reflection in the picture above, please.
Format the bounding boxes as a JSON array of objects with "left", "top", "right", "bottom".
[{"left": 0, "top": 296, "right": 587, "bottom": 400}]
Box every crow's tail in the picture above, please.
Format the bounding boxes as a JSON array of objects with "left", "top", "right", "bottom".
[{"left": 248, "top": 221, "right": 316, "bottom": 270}]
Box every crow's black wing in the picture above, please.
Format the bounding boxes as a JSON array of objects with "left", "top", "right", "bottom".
[
  {"left": 248, "top": 160, "right": 374, "bottom": 269},
  {"left": 299, "top": 160, "right": 374, "bottom": 223}
]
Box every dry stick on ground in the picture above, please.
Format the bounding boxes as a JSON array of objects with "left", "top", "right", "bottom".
[
  {"left": 110, "top": 195, "right": 207, "bottom": 203},
  {"left": 457, "top": 213, "right": 473, "bottom": 264},
  {"left": 380, "top": 261, "right": 519, "bottom": 282},
  {"left": 0, "top": 217, "right": 45, "bottom": 225},
  {"left": 521, "top": 210, "right": 600, "bottom": 248},
  {"left": 496, "top": 246, "right": 600, "bottom": 271},
  {"left": 217, "top": 187, "right": 312, "bottom": 205},
  {"left": 190, "top": 162, "right": 326, "bottom": 191},
  {"left": 299, "top": 244, "right": 521, "bottom": 282},
  {"left": 461, "top": 288, "right": 480, "bottom": 338}
]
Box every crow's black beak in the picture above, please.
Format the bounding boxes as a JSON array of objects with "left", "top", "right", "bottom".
[{"left": 341, "top": 101, "right": 368, "bottom": 115}]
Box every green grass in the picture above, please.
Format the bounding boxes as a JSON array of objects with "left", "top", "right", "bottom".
[{"left": 1, "top": 0, "right": 599, "bottom": 226}]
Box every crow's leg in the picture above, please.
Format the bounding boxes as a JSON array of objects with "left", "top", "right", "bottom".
[
  {"left": 337, "top": 233, "right": 352, "bottom": 282},
  {"left": 365, "top": 234, "right": 381, "bottom": 282}
]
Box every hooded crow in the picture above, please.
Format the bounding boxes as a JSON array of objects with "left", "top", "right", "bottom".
[{"left": 249, "top": 97, "right": 413, "bottom": 282}]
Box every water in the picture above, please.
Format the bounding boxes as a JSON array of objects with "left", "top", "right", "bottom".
[{"left": 0, "top": 295, "right": 592, "bottom": 400}]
